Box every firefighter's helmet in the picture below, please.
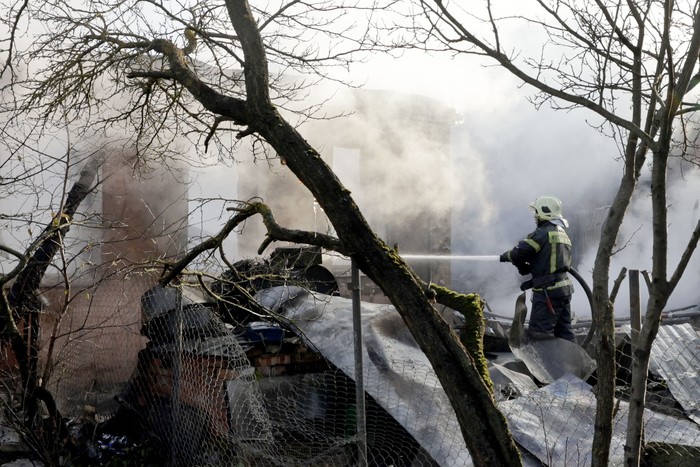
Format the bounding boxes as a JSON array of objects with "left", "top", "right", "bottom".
[{"left": 529, "top": 196, "right": 566, "bottom": 223}]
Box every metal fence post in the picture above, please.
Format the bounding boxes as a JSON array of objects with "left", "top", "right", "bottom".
[
  {"left": 629, "top": 269, "right": 641, "bottom": 352},
  {"left": 171, "top": 285, "right": 183, "bottom": 467},
  {"left": 351, "top": 259, "right": 368, "bottom": 466}
]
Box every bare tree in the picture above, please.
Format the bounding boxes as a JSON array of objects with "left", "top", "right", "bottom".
[
  {"left": 392, "top": 1, "right": 700, "bottom": 464},
  {"left": 0, "top": 155, "right": 98, "bottom": 463},
  {"left": 1, "top": 0, "right": 521, "bottom": 464}
]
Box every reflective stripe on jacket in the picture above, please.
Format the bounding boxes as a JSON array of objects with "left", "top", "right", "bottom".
[{"left": 505, "top": 221, "right": 574, "bottom": 296}]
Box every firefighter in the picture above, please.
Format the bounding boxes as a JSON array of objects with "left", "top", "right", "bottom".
[{"left": 500, "top": 195, "right": 575, "bottom": 342}]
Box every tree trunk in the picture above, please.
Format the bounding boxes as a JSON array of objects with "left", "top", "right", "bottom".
[
  {"left": 5, "top": 158, "right": 98, "bottom": 419},
  {"left": 223, "top": 3, "right": 521, "bottom": 462},
  {"left": 590, "top": 167, "right": 639, "bottom": 467},
  {"left": 624, "top": 143, "right": 673, "bottom": 465},
  {"left": 624, "top": 294, "right": 666, "bottom": 466}
]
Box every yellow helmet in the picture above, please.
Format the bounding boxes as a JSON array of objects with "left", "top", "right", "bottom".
[{"left": 529, "top": 196, "right": 566, "bottom": 224}]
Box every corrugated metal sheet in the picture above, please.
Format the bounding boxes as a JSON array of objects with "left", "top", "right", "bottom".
[
  {"left": 510, "top": 338, "right": 596, "bottom": 384},
  {"left": 623, "top": 323, "right": 700, "bottom": 423},
  {"left": 500, "top": 374, "right": 700, "bottom": 466}
]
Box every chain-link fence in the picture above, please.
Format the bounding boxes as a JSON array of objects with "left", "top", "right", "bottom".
[{"left": 3, "top": 262, "right": 700, "bottom": 466}]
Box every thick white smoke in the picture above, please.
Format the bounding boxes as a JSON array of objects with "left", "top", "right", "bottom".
[{"left": 346, "top": 47, "right": 700, "bottom": 318}]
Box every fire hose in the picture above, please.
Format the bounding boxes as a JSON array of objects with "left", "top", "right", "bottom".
[{"left": 567, "top": 266, "right": 595, "bottom": 348}]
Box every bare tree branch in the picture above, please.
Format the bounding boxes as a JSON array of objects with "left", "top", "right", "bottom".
[{"left": 668, "top": 218, "right": 700, "bottom": 291}]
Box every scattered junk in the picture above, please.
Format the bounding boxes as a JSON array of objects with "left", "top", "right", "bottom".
[
  {"left": 210, "top": 245, "right": 339, "bottom": 326},
  {"left": 26, "top": 246, "right": 341, "bottom": 466}
]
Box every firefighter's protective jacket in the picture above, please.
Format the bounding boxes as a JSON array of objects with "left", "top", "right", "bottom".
[{"left": 503, "top": 220, "right": 574, "bottom": 297}]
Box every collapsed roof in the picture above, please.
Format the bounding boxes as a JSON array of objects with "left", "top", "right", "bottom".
[{"left": 256, "top": 285, "right": 700, "bottom": 466}]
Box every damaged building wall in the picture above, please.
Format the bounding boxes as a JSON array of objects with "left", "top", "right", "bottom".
[{"left": 101, "top": 150, "right": 189, "bottom": 265}]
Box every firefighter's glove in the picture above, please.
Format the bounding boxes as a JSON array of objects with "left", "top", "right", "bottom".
[
  {"left": 516, "top": 264, "right": 531, "bottom": 276},
  {"left": 499, "top": 252, "right": 510, "bottom": 263}
]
